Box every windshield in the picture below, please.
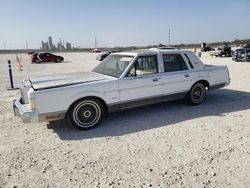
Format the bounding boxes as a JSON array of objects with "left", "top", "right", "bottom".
[{"left": 93, "top": 54, "right": 134, "bottom": 78}]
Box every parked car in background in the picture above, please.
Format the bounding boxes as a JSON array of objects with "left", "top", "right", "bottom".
[
  {"left": 232, "top": 48, "right": 250, "bottom": 62},
  {"left": 96, "top": 50, "right": 122, "bottom": 61},
  {"left": 92, "top": 48, "right": 102, "bottom": 53},
  {"left": 14, "top": 49, "right": 230, "bottom": 130},
  {"left": 30, "top": 52, "right": 40, "bottom": 63},
  {"left": 96, "top": 51, "right": 112, "bottom": 61},
  {"left": 214, "top": 45, "right": 232, "bottom": 57},
  {"left": 27, "top": 51, "right": 36, "bottom": 55},
  {"left": 31, "top": 52, "right": 64, "bottom": 63},
  {"left": 243, "top": 44, "right": 250, "bottom": 48},
  {"left": 201, "top": 46, "right": 215, "bottom": 52}
]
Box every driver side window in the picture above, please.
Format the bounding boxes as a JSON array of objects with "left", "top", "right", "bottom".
[{"left": 127, "top": 55, "right": 158, "bottom": 77}]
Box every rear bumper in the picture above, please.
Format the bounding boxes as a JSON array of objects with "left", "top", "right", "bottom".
[
  {"left": 209, "top": 79, "right": 230, "bottom": 91},
  {"left": 13, "top": 97, "right": 39, "bottom": 123}
]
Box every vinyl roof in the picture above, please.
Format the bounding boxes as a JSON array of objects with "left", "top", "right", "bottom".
[{"left": 114, "top": 49, "right": 191, "bottom": 56}]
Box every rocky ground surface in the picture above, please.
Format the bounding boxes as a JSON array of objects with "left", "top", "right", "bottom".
[{"left": 0, "top": 52, "right": 249, "bottom": 187}]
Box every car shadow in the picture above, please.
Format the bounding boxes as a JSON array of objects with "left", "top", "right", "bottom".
[
  {"left": 34, "top": 61, "right": 72, "bottom": 64},
  {"left": 48, "top": 89, "right": 250, "bottom": 140}
]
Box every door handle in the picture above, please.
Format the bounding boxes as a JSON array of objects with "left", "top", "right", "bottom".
[
  {"left": 185, "top": 74, "right": 190, "bottom": 78},
  {"left": 153, "top": 78, "right": 159, "bottom": 82}
]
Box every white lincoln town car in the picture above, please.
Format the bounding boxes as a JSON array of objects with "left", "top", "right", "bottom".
[{"left": 13, "top": 49, "right": 230, "bottom": 130}]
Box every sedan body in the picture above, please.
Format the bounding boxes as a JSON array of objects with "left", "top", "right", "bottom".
[
  {"left": 14, "top": 49, "right": 230, "bottom": 130},
  {"left": 31, "top": 52, "right": 64, "bottom": 63}
]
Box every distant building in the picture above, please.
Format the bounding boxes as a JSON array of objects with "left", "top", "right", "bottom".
[
  {"left": 57, "top": 42, "right": 60, "bottom": 49},
  {"left": 40, "top": 36, "right": 72, "bottom": 50},
  {"left": 41, "top": 40, "right": 49, "bottom": 50},
  {"left": 48, "top": 36, "right": 53, "bottom": 50},
  {"left": 44, "top": 42, "right": 49, "bottom": 50},
  {"left": 66, "top": 42, "right": 72, "bottom": 50},
  {"left": 41, "top": 41, "right": 45, "bottom": 50},
  {"left": 60, "top": 41, "right": 65, "bottom": 49}
]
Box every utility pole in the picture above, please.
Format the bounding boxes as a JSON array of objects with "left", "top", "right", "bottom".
[
  {"left": 168, "top": 28, "right": 171, "bottom": 47},
  {"left": 95, "top": 36, "right": 97, "bottom": 48},
  {"left": 25, "top": 41, "right": 28, "bottom": 50},
  {"left": 3, "top": 41, "right": 6, "bottom": 49}
]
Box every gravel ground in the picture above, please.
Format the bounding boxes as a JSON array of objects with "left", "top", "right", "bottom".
[{"left": 0, "top": 51, "right": 249, "bottom": 188}]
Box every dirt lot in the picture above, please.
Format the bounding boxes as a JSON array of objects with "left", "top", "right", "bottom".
[{"left": 0, "top": 51, "right": 249, "bottom": 188}]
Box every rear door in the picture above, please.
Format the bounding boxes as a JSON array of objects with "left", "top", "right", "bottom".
[
  {"left": 39, "top": 53, "right": 50, "bottom": 62},
  {"left": 160, "top": 53, "right": 192, "bottom": 96},
  {"left": 37, "top": 53, "right": 46, "bottom": 62}
]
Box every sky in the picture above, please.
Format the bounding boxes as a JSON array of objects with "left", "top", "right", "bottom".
[{"left": 0, "top": 0, "right": 249, "bottom": 49}]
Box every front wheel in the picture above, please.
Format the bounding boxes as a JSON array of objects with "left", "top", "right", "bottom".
[
  {"left": 67, "top": 98, "right": 105, "bottom": 130},
  {"left": 55, "top": 58, "right": 61, "bottom": 63},
  {"left": 187, "top": 83, "right": 206, "bottom": 105}
]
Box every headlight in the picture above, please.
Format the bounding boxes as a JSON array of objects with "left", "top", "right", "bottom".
[
  {"left": 28, "top": 89, "right": 36, "bottom": 110},
  {"left": 240, "top": 54, "right": 245, "bottom": 58}
]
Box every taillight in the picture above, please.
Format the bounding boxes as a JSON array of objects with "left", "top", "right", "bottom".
[{"left": 32, "top": 55, "right": 37, "bottom": 60}]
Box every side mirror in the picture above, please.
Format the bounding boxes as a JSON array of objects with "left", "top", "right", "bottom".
[{"left": 136, "top": 70, "right": 143, "bottom": 78}]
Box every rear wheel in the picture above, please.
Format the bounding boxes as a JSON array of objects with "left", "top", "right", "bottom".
[
  {"left": 187, "top": 82, "right": 206, "bottom": 105},
  {"left": 67, "top": 98, "right": 104, "bottom": 130}
]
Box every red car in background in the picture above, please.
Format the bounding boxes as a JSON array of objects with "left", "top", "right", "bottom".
[{"left": 31, "top": 52, "right": 64, "bottom": 63}]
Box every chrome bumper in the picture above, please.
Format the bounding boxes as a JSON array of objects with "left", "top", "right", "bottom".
[
  {"left": 13, "top": 97, "right": 65, "bottom": 123},
  {"left": 13, "top": 97, "right": 38, "bottom": 123}
]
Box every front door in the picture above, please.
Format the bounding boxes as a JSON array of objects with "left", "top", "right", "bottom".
[
  {"left": 40, "top": 53, "right": 50, "bottom": 62},
  {"left": 46, "top": 53, "right": 55, "bottom": 62},
  {"left": 118, "top": 55, "right": 162, "bottom": 109}
]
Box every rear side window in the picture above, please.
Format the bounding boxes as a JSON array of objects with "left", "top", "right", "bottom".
[
  {"left": 46, "top": 53, "right": 53, "bottom": 57},
  {"left": 184, "top": 53, "right": 194, "bottom": 69},
  {"left": 162, "top": 54, "right": 187, "bottom": 72},
  {"left": 39, "top": 53, "right": 45, "bottom": 58}
]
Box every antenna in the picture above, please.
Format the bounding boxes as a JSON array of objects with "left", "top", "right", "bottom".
[{"left": 25, "top": 41, "right": 28, "bottom": 50}]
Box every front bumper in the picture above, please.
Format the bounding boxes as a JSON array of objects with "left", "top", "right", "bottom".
[
  {"left": 13, "top": 97, "right": 38, "bottom": 123},
  {"left": 13, "top": 97, "right": 65, "bottom": 123}
]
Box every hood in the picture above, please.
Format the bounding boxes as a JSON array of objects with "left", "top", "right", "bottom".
[{"left": 30, "top": 72, "right": 113, "bottom": 90}]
